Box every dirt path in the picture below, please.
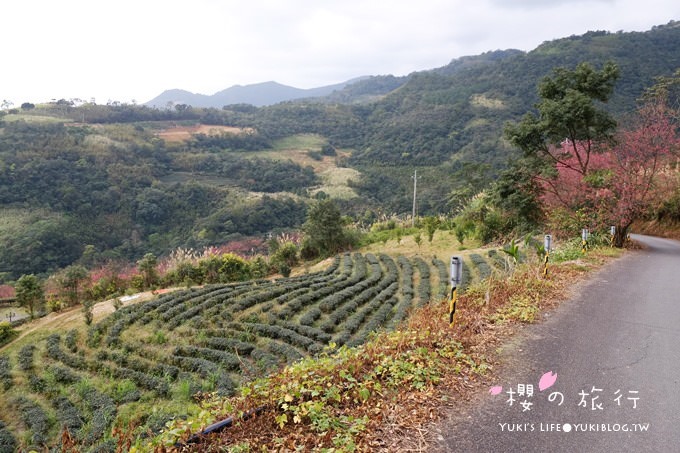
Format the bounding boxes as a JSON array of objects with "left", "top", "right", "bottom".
[{"left": 0, "top": 288, "right": 178, "bottom": 352}]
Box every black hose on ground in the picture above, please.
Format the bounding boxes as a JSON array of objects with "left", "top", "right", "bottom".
[{"left": 176, "top": 405, "right": 269, "bottom": 448}]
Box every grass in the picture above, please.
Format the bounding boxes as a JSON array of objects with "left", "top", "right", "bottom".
[
  {"left": 1, "top": 113, "right": 69, "bottom": 123},
  {"left": 360, "top": 228, "right": 482, "bottom": 262},
  {"left": 0, "top": 208, "right": 57, "bottom": 233},
  {"left": 270, "top": 134, "right": 328, "bottom": 151},
  {"left": 311, "top": 167, "right": 361, "bottom": 200}
]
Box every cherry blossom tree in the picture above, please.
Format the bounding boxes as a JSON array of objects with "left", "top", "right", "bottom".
[{"left": 539, "top": 98, "right": 679, "bottom": 246}]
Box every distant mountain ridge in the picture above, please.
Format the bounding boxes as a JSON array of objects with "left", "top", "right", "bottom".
[
  {"left": 146, "top": 21, "right": 680, "bottom": 110},
  {"left": 145, "top": 79, "right": 367, "bottom": 108}
]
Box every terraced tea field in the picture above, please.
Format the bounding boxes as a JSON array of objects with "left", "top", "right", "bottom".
[{"left": 0, "top": 251, "right": 507, "bottom": 450}]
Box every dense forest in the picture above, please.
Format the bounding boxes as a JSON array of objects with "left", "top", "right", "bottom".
[{"left": 1, "top": 21, "right": 679, "bottom": 280}]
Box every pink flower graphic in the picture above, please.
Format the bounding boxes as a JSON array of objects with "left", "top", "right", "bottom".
[
  {"left": 489, "top": 386, "right": 503, "bottom": 395},
  {"left": 539, "top": 371, "right": 557, "bottom": 391}
]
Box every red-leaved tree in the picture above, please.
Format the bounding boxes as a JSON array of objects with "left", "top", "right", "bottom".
[{"left": 539, "top": 98, "right": 679, "bottom": 246}]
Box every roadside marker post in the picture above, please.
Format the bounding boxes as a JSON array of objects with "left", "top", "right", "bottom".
[
  {"left": 543, "top": 234, "right": 552, "bottom": 278},
  {"left": 581, "top": 228, "right": 590, "bottom": 254},
  {"left": 610, "top": 225, "right": 616, "bottom": 247},
  {"left": 449, "top": 256, "right": 463, "bottom": 326}
]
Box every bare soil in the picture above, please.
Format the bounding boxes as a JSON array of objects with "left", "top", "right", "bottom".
[{"left": 156, "top": 124, "right": 252, "bottom": 142}]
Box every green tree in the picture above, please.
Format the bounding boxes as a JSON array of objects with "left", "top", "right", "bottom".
[
  {"left": 491, "top": 157, "right": 544, "bottom": 231},
  {"left": 82, "top": 300, "right": 95, "bottom": 325},
  {"left": 414, "top": 232, "right": 422, "bottom": 250},
  {"left": 504, "top": 61, "right": 620, "bottom": 175},
  {"left": 302, "top": 199, "right": 350, "bottom": 257},
  {"left": 15, "top": 274, "right": 44, "bottom": 319},
  {"left": 217, "top": 253, "right": 252, "bottom": 282},
  {"left": 501, "top": 61, "right": 620, "bottom": 235},
  {"left": 250, "top": 256, "right": 270, "bottom": 279},
  {"left": 58, "top": 265, "right": 88, "bottom": 306},
  {"left": 199, "top": 255, "right": 222, "bottom": 284},
  {"left": 0, "top": 321, "right": 16, "bottom": 345},
  {"left": 423, "top": 216, "right": 440, "bottom": 243},
  {"left": 137, "top": 253, "right": 159, "bottom": 289},
  {"left": 272, "top": 242, "right": 298, "bottom": 273}
]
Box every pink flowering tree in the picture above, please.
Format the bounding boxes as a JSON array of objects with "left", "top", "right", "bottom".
[{"left": 539, "top": 98, "right": 679, "bottom": 246}]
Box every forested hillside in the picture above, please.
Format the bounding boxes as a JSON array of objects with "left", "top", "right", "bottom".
[
  {"left": 0, "top": 121, "right": 311, "bottom": 279},
  {"left": 1, "top": 21, "right": 679, "bottom": 279}
]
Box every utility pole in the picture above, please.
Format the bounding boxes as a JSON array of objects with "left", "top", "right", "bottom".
[{"left": 411, "top": 169, "right": 421, "bottom": 227}]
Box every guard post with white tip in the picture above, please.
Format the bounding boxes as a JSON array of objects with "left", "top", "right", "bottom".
[
  {"left": 543, "top": 234, "right": 552, "bottom": 278},
  {"left": 581, "top": 228, "right": 590, "bottom": 254},
  {"left": 449, "top": 256, "right": 463, "bottom": 326}
]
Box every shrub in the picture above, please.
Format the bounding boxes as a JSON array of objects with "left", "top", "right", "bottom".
[
  {"left": 0, "top": 421, "right": 17, "bottom": 453},
  {"left": 469, "top": 254, "right": 493, "bottom": 280},
  {"left": 65, "top": 329, "right": 79, "bottom": 352},
  {"left": 111, "top": 379, "right": 142, "bottom": 404},
  {"left": 28, "top": 374, "right": 51, "bottom": 394},
  {"left": 17, "top": 344, "right": 35, "bottom": 371},
  {"left": 46, "top": 297, "right": 64, "bottom": 313},
  {"left": 272, "top": 242, "right": 299, "bottom": 272},
  {"left": 321, "top": 143, "right": 337, "bottom": 156},
  {"left": 77, "top": 386, "right": 117, "bottom": 445},
  {"left": 82, "top": 300, "right": 95, "bottom": 325},
  {"left": 48, "top": 364, "right": 81, "bottom": 385},
  {"left": 16, "top": 396, "right": 51, "bottom": 446},
  {"left": 0, "top": 321, "right": 16, "bottom": 346},
  {"left": 0, "top": 355, "right": 12, "bottom": 390},
  {"left": 53, "top": 396, "right": 84, "bottom": 435}
]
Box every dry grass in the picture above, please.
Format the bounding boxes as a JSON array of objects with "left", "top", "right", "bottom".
[
  {"left": 310, "top": 167, "right": 361, "bottom": 199},
  {"left": 361, "top": 230, "right": 480, "bottom": 261},
  {"left": 156, "top": 125, "right": 251, "bottom": 143},
  {"left": 470, "top": 94, "right": 506, "bottom": 109}
]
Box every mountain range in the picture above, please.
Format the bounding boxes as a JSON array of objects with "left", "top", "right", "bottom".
[
  {"left": 146, "top": 21, "right": 680, "bottom": 111},
  {"left": 145, "top": 78, "right": 369, "bottom": 108}
]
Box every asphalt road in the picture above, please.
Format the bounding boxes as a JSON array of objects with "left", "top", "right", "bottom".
[{"left": 437, "top": 235, "right": 680, "bottom": 453}]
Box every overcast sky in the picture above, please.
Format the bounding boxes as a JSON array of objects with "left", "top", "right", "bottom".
[{"left": 2, "top": 0, "right": 679, "bottom": 105}]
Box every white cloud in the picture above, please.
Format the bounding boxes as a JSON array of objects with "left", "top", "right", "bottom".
[{"left": 1, "top": 0, "right": 678, "bottom": 105}]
